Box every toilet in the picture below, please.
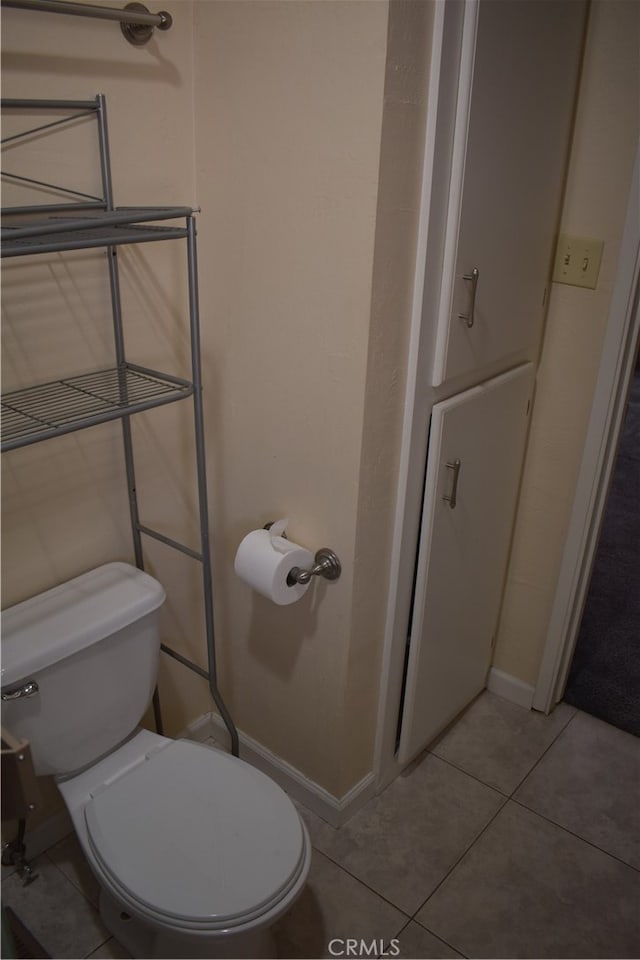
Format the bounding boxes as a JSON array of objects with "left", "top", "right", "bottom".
[{"left": 1, "top": 562, "right": 311, "bottom": 959}]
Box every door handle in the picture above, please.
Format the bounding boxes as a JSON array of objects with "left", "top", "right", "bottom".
[
  {"left": 443, "top": 459, "right": 461, "bottom": 509},
  {"left": 458, "top": 267, "right": 479, "bottom": 328}
]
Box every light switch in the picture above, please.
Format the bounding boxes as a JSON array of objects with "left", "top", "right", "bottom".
[{"left": 552, "top": 233, "right": 604, "bottom": 289}]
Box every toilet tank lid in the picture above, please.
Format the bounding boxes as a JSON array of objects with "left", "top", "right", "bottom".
[{"left": 1, "top": 563, "right": 165, "bottom": 688}]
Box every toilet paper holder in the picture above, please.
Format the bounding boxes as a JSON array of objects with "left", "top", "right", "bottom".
[
  {"left": 287, "top": 548, "right": 341, "bottom": 586},
  {"left": 264, "top": 524, "right": 341, "bottom": 586}
]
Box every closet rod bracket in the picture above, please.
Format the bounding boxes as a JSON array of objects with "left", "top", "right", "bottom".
[
  {"left": 2, "top": 0, "right": 173, "bottom": 46},
  {"left": 121, "top": 2, "right": 171, "bottom": 45}
]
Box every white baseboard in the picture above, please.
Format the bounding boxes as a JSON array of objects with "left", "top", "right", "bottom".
[
  {"left": 191, "top": 713, "right": 376, "bottom": 828},
  {"left": 487, "top": 667, "right": 535, "bottom": 710},
  {"left": 178, "top": 711, "right": 214, "bottom": 743}
]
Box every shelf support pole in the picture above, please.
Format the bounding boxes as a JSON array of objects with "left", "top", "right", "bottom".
[
  {"left": 98, "top": 93, "right": 159, "bottom": 730},
  {"left": 186, "top": 214, "right": 239, "bottom": 758}
]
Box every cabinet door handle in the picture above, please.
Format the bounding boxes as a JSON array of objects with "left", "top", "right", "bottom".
[
  {"left": 1, "top": 680, "right": 39, "bottom": 702},
  {"left": 458, "top": 267, "right": 479, "bottom": 328},
  {"left": 443, "top": 459, "right": 461, "bottom": 509}
]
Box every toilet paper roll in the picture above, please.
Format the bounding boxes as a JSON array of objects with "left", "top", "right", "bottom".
[{"left": 234, "top": 519, "right": 314, "bottom": 605}]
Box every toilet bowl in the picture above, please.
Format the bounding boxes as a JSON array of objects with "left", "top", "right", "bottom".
[
  {"left": 61, "top": 732, "right": 311, "bottom": 958},
  {"left": 1, "top": 563, "right": 311, "bottom": 958}
]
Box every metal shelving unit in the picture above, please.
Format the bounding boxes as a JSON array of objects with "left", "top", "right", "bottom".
[{"left": 1, "top": 96, "right": 239, "bottom": 754}]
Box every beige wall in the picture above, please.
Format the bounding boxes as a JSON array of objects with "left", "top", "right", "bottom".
[
  {"left": 5, "top": 0, "right": 631, "bottom": 825},
  {"left": 190, "top": 0, "right": 423, "bottom": 797},
  {"left": 2, "top": 1, "right": 431, "bottom": 805},
  {"left": 494, "top": 0, "right": 640, "bottom": 686},
  {"left": 190, "top": 0, "right": 391, "bottom": 795}
]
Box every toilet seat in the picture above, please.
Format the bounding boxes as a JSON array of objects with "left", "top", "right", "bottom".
[{"left": 84, "top": 738, "right": 309, "bottom": 932}]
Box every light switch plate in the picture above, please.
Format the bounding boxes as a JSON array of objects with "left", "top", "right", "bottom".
[{"left": 552, "top": 233, "right": 604, "bottom": 289}]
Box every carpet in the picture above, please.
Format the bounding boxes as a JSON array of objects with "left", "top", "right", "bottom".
[{"left": 563, "top": 369, "right": 640, "bottom": 736}]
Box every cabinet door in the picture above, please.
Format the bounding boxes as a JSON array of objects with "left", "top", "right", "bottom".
[
  {"left": 398, "top": 364, "right": 534, "bottom": 764},
  {"left": 431, "top": 0, "right": 587, "bottom": 386}
]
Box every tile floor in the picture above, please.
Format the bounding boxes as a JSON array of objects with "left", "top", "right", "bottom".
[{"left": 2, "top": 692, "right": 639, "bottom": 959}]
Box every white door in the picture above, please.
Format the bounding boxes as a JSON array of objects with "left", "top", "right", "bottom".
[
  {"left": 431, "top": 0, "right": 587, "bottom": 386},
  {"left": 398, "top": 364, "right": 534, "bottom": 764}
]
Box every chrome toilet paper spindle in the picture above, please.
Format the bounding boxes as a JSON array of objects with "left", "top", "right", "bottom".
[{"left": 263, "top": 523, "right": 341, "bottom": 587}]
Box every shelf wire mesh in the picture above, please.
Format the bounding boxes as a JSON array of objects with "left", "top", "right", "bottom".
[{"left": 1, "top": 365, "right": 192, "bottom": 449}]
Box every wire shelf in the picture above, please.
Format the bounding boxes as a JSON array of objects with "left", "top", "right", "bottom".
[
  {"left": 1, "top": 364, "right": 193, "bottom": 451},
  {"left": 1, "top": 222, "right": 188, "bottom": 256},
  {"left": 1, "top": 207, "right": 194, "bottom": 257}
]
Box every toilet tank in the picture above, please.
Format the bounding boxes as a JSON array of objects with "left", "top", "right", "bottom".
[{"left": 1, "top": 563, "right": 166, "bottom": 777}]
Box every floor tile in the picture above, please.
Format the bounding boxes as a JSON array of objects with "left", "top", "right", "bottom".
[
  {"left": 514, "top": 709, "right": 640, "bottom": 868},
  {"left": 46, "top": 832, "right": 102, "bottom": 908},
  {"left": 393, "top": 920, "right": 463, "bottom": 959},
  {"left": 1, "top": 855, "right": 109, "bottom": 959},
  {"left": 274, "top": 850, "right": 408, "bottom": 959},
  {"left": 86, "top": 936, "right": 132, "bottom": 958},
  {"left": 3, "top": 706, "right": 637, "bottom": 960},
  {"left": 305, "top": 753, "right": 505, "bottom": 915},
  {"left": 294, "top": 799, "right": 341, "bottom": 850},
  {"left": 431, "top": 691, "right": 575, "bottom": 794},
  {"left": 416, "top": 800, "right": 640, "bottom": 959}
]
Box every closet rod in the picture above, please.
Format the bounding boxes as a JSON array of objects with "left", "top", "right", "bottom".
[{"left": 2, "top": 0, "right": 172, "bottom": 45}]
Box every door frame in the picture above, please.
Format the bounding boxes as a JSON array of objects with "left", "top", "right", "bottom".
[{"left": 532, "top": 141, "right": 640, "bottom": 712}]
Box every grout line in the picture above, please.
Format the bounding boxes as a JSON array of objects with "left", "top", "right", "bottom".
[
  {"left": 306, "top": 848, "right": 413, "bottom": 920},
  {"left": 410, "top": 706, "right": 635, "bottom": 922},
  {"left": 427, "top": 751, "right": 511, "bottom": 798},
  {"left": 83, "top": 934, "right": 113, "bottom": 960},
  {"left": 409, "top": 794, "right": 509, "bottom": 920},
  {"left": 4, "top": 857, "right": 64, "bottom": 960},
  {"left": 297, "top": 745, "right": 516, "bottom": 932},
  {"left": 7, "top": 703, "right": 627, "bottom": 960},
  {"left": 509, "top": 796, "right": 640, "bottom": 875},
  {"left": 44, "top": 847, "right": 100, "bottom": 911},
  {"left": 507, "top": 704, "right": 580, "bottom": 798},
  {"left": 383, "top": 916, "right": 413, "bottom": 957},
  {"left": 430, "top": 701, "right": 582, "bottom": 802},
  {"left": 404, "top": 915, "right": 469, "bottom": 959}
]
